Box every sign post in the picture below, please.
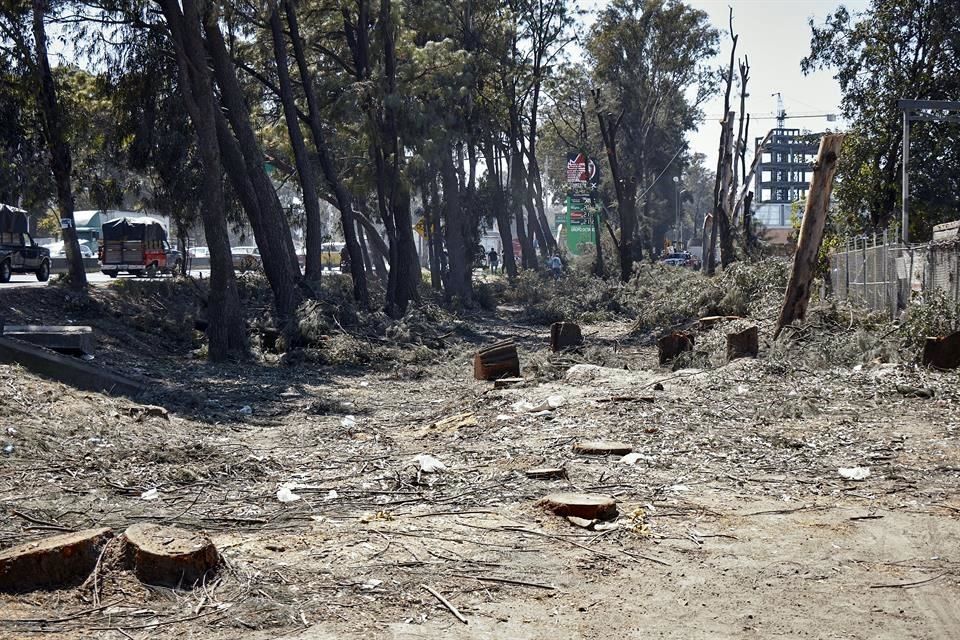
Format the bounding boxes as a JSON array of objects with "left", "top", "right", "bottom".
[{"left": 563, "top": 153, "right": 599, "bottom": 255}]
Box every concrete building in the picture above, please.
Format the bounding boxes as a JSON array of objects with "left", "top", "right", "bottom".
[{"left": 753, "top": 127, "right": 820, "bottom": 243}]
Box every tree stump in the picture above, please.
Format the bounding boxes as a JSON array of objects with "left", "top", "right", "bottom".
[
  {"left": 539, "top": 493, "right": 618, "bottom": 520},
  {"left": 525, "top": 467, "right": 567, "bottom": 480},
  {"left": 550, "top": 322, "right": 583, "bottom": 351},
  {"left": 572, "top": 440, "right": 633, "bottom": 456},
  {"left": 922, "top": 332, "right": 960, "bottom": 370},
  {"left": 657, "top": 332, "right": 694, "bottom": 365},
  {"left": 474, "top": 340, "right": 520, "bottom": 380},
  {"left": 124, "top": 524, "right": 219, "bottom": 588},
  {"left": 0, "top": 528, "right": 113, "bottom": 593},
  {"left": 726, "top": 325, "right": 759, "bottom": 360}
]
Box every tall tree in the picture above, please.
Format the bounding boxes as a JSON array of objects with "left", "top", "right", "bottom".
[
  {"left": 156, "top": 0, "right": 246, "bottom": 359},
  {"left": 0, "top": 0, "right": 87, "bottom": 288},
  {"left": 587, "top": 0, "right": 718, "bottom": 279},
  {"left": 803, "top": 0, "right": 960, "bottom": 238}
]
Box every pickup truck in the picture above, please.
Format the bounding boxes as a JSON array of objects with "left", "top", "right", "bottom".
[{"left": 0, "top": 231, "right": 51, "bottom": 282}]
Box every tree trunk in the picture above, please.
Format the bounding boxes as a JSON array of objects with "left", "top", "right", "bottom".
[
  {"left": 718, "top": 111, "right": 737, "bottom": 269},
  {"left": 422, "top": 177, "right": 442, "bottom": 289},
  {"left": 284, "top": 0, "right": 368, "bottom": 307},
  {"left": 31, "top": 0, "right": 86, "bottom": 290},
  {"left": 356, "top": 221, "right": 373, "bottom": 275},
  {"left": 774, "top": 134, "right": 844, "bottom": 338},
  {"left": 378, "top": 0, "right": 420, "bottom": 317},
  {"left": 269, "top": 7, "right": 323, "bottom": 280},
  {"left": 440, "top": 144, "right": 472, "bottom": 304},
  {"left": 483, "top": 139, "right": 517, "bottom": 278},
  {"left": 510, "top": 143, "right": 536, "bottom": 269},
  {"left": 204, "top": 21, "right": 301, "bottom": 322},
  {"left": 157, "top": 0, "right": 245, "bottom": 360}
]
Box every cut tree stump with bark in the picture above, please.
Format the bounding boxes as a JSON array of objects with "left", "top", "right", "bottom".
[
  {"left": 124, "top": 524, "right": 219, "bottom": 588},
  {"left": 0, "top": 528, "right": 113, "bottom": 593},
  {"left": 657, "top": 332, "right": 694, "bottom": 365},
  {"left": 573, "top": 441, "right": 633, "bottom": 456},
  {"left": 539, "top": 493, "right": 618, "bottom": 520},
  {"left": 774, "top": 134, "right": 845, "bottom": 338},
  {"left": 474, "top": 340, "right": 520, "bottom": 380},
  {"left": 922, "top": 332, "right": 960, "bottom": 370},
  {"left": 727, "top": 325, "right": 759, "bottom": 361},
  {"left": 550, "top": 322, "right": 583, "bottom": 351}
]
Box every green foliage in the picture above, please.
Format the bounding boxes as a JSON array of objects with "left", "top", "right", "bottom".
[{"left": 803, "top": 0, "right": 960, "bottom": 237}]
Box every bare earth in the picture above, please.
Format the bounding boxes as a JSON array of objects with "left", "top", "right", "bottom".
[{"left": 1, "top": 296, "right": 958, "bottom": 639}]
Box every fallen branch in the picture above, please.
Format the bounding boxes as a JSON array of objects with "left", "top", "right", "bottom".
[
  {"left": 869, "top": 573, "right": 947, "bottom": 589},
  {"left": 449, "top": 574, "right": 556, "bottom": 590},
  {"left": 421, "top": 584, "right": 468, "bottom": 624}
]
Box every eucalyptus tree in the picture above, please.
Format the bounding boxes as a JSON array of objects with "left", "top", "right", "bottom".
[{"left": 0, "top": 0, "right": 87, "bottom": 288}]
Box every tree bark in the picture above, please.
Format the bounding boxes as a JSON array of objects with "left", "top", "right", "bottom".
[
  {"left": 774, "top": 134, "right": 844, "bottom": 338},
  {"left": 593, "top": 90, "right": 636, "bottom": 281},
  {"left": 157, "top": 0, "right": 245, "bottom": 360},
  {"left": 482, "top": 138, "right": 517, "bottom": 278},
  {"left": 269, "top": 6, "right": 323, "bottom": 280},
  {"left": 284, "top": 0, "right": 368, "bottom": 307},
  {"left": 31, "top": 0, "right": 86, "bottom": 290},
  {"left": 204, "top": 20, "right": 301, "bottom": 322},
  {"left": 718, "top": 111, "right": 737, "bottom": 269},
  {"left": 440, "top": 143, "right": 472, "bottom": 304}
]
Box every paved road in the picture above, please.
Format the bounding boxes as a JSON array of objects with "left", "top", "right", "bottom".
[{"left": 0, "top": 270, "right": 211, "bottom": 290}]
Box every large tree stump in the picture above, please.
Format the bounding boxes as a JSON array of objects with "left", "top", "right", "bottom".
[
  {"left": 539, "top": 493, "right": 618, "bottom": 520},
  {"left": 657, "top": 332, "right": 694, "bottom": 365},
  {"left": 550, "top": 322, "right": 583, "bottom": 351},
  {"left": 474, "top": 340, "right": 520, "bottom": 380},
  {"left": 124, "top": 524, "right": 219, "bottom": 588},
  {"left": 774, "top": 134, "right": 845, "bottom": 338},
  {"left": 726, "top": 325, "right": 759, "bottom": 361},
  {"left": 922, "top": 332, "right": 960, "bottom": 370},
  {"left": 0, "top": 528, "right": 113, "bottom": 593}
]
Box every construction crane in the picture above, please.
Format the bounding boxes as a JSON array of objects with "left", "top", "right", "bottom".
[
  {"left": 773, "top": 92, "right": 786, "bottom": 128},
  {"left": 756, "top": 93, "right": 836, "bottom": 125}
]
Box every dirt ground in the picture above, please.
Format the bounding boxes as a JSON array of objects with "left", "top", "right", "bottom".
[{"left": 1, "top": 281, "right": 959, "bottom": 639}]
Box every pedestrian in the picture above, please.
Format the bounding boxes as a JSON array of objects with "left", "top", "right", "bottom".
[
  {"left": 487, "top": 247, "right": 499, "bottom": 273},
  {"left": 549, "top": 253, "right": 562, "bottom": 279}
]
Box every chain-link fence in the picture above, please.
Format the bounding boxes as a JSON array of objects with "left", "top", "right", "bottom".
[{"left": 829, "top": 232, "right": 960, "bottom": 318}]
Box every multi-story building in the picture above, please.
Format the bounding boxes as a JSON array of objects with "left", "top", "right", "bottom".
[{"left": 752, "top": 127, "right": 820, "bottom": 243}]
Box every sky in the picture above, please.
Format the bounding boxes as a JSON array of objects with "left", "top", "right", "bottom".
[{"left": 576, "top": 0, "right": 870, "bottom": 165}]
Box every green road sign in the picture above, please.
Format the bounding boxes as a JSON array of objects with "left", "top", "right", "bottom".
[{"left": 563, "top": 195, "right": 597, "bottom": 255}]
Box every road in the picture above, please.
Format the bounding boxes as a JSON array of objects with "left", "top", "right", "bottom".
[{"left": 0, "top": 270, "right": 211, "bottom": 290}]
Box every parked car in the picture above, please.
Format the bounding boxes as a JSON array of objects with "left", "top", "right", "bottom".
[
  {"left": 188, "top": 246, "right": 210, "bottom": 258},
  {"left": 100, "top": 217, "right": 181, "bottom": 277},
  {"left": 49, "top": 241, "right": 94, "bottom": 259},
  {"left": 0, "top": 205, "right": 50, "bottom": 282},
  {"left": 231, "top": 246, "right": 262, "bottom": 272}
]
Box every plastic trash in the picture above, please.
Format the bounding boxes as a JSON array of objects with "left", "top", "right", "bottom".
[
  {"left": 621, "top": 452, "right": 644, "bottom": 465},
  {"left": 341, "top": 415, "right": 357, "bottom": 429},
  {"left": 2, "top": 444, "right": 14, "bottom": 455},
  {"left": 838, "top": 467, "right": 871, "bottom": 481},
  {"left": 325, "top": 489, "right": 339, "bottom": 501},
  {"left": 239, "top": 405, "right": 253, "bottom": 415},
  {"left": 140, "top": 488, "right": 159, "bottom": 500},
  {"left": 5, "top": 427, "right": 16, "bottom": 435},
  {"left": 277, "top": 485, "right": 301, "bottom": 502},
  {"left": 413, "top": 454, "right": 447, "bottom": 473}
]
